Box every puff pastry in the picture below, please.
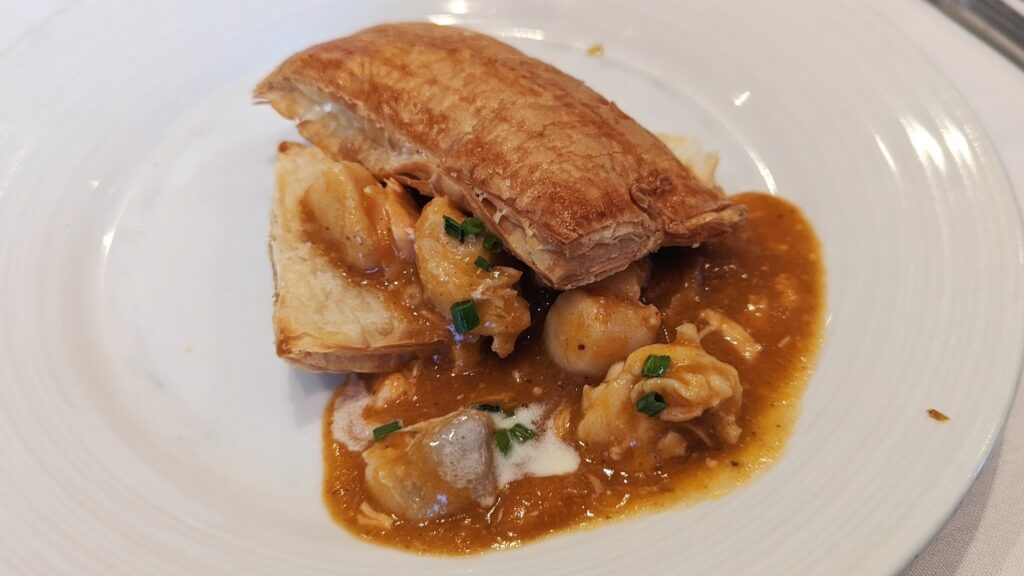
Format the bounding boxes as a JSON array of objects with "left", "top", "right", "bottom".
[{"left": 255, "top": 23, "right": 745, "bottom": 289}]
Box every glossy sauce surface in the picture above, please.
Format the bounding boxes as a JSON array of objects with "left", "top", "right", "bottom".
[{"left": 323, "top": 193, "right": 824, "bottom": 554}]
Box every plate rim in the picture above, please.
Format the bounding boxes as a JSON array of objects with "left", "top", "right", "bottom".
[{"left": 0, "top": 1, "right": 1022, "bottom": 574}]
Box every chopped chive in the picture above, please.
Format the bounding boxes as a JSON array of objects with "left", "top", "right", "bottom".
[
  {"left": 461, "top": 217, "right": 485, "bottom": 236},
  {"left": 641, "top": 354, "right": 671, "bottom": 378},
  {"left": 509, "top": 423, "right": 535, "bottom": 443},
  {"left": 635, "top": 392, "right": 667, "bottom": 417},
  {"left": 372, "top": 420, "right": 402, "bottom": 441},
  {"left": 450, "top": 299, "right": 480, "bottom": 334},
  {"left": 494, "top": 429, "right": 512, "bottom": 455},
  {"left": 443, "top": 215, "right": 465, "bottom": 242},
  {"left": 482, "top": 235, "right": 503, "bottom": 252},
  {"left": 471, "top": 403, "right": 504, "bottom": 413},
  {"left": 474, "top": 256, "right": 493, "bottom": 271}
]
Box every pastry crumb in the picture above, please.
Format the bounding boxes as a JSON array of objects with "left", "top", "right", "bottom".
[
  {"left": 927, "top": 408, "right": 950, "bottom": 422},
  {"left": 586, "top": 43, "right": 604, "bottom": 57}
]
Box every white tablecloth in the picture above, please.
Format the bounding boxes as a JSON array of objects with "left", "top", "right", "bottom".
[{"left": 3, "top": 1, "right": 1022, "bottom": 574}]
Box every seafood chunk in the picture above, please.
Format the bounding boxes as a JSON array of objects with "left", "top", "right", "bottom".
[
  {"left": 577, "top": 363, "right": 663, "bottom": 461},
  {"left": 301, "top": 158, "right": 418, "bottom": 278},
  {"left": 544, "top": 263, "right": 661, "bottom": 377},
  {"left": 700, "top": 309, "right": 762, "bottom": 361},
  {"left": 414, "top": 196, "right": 531, "bottom": 356},
  {"left": 578, "top": 323, "right": 743, "bottom": 460},
  {"left": 363, "top": 410, "right": 497, "bottom": 521}
]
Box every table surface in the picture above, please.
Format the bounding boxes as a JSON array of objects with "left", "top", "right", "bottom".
[{"left": 3, "top": 1, "right": 1023, "bottom": 574}]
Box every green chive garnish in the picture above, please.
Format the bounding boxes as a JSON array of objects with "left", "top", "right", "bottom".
[
  {"left": 444, "top": 215, "right": 465, "bottom": 242},
  {"left": 450, "top": 299, "right": 480, "bottom": 334},
  {"left": 471, "top": 403, "right": 504, "bottom": 413},
  {"left": 461, "top": 217, "right": 485, "bottom": 236},
  {"left": 494, "top": 429, "right": 512, "bottom": 455},
  {"left": 474, "top": 256, "right": 493, "bottom": 271},
  {"left": 482, "top": 235, "right": 503, "bottom": 252},
  {"left": 636, "top": 392, "right": 667, "bottom": 417},
  {"left": 509, "top": 423, "right": 535, "bottom": 443},
  {"left": 373, "top": 420, "right": 402, "bottom": 441},
  {"left": 641, "top": 354, "right": 671, "bottom": 378}
]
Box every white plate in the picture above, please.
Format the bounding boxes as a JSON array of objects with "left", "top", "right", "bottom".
[{"left": 1, "top": 0, "right": 1021, "bottom": 574}]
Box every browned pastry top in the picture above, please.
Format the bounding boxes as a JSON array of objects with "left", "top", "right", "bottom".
[{"left": 257, "top": 23, "right": 745, "bottom": 288}]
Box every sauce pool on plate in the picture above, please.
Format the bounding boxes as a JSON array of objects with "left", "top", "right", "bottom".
[{"left": 322, "top": 192, "right": 825, "bottom": 554}]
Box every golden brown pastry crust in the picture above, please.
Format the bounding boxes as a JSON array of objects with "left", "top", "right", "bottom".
[{"left": 256, "top": 23, "right": 745, "bottom": 289}]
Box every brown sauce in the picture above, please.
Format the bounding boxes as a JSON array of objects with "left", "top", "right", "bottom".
[{"left": 322, "top": 192, "right": 825, "bottom": 554}]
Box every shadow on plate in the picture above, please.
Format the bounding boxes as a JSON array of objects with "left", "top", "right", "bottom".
[{"left": 286, "top": 368, "right": 345, "bottom": 427}]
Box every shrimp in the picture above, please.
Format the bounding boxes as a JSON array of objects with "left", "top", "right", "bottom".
[
  {"left": 414, "top": 197, "right": 531, "bottom": 357},
  {"left": 577, "top": 323, "right": 743, "bottom": 462}
]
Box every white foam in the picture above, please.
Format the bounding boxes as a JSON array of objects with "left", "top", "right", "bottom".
[
  {"left": 491, "top": 404, "right": 581, "bottom": 488},
  {"left": 330, "top": 377, "right": 374, "bottom": 451}
]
